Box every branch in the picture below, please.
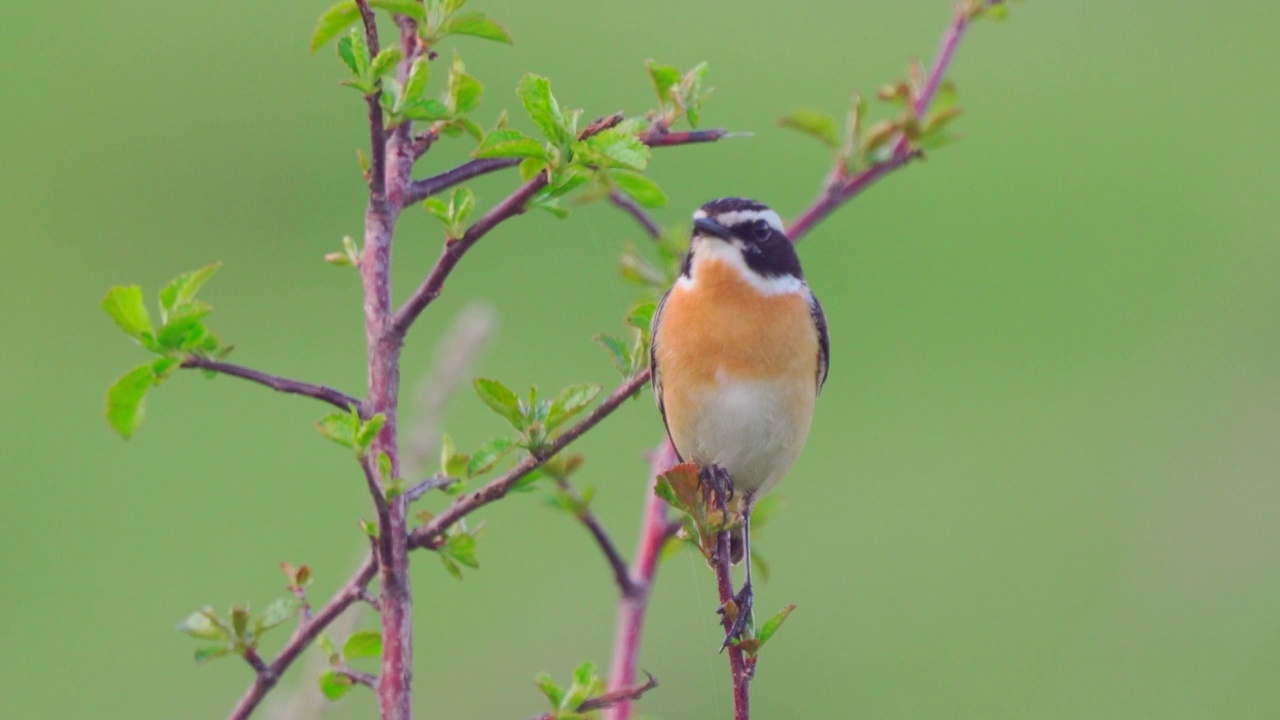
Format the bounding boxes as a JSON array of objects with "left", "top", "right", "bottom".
[
  {"left": 337, "top": 666, "right": 378, "bottom": 689},
  {"left": 525, "top": 674, "right": 659, "bottom": 720},
  {"left": 408, "top": 370, "right": 650, "bottom": 551},
  {"left": 714, "top": 529, "right": 751, "bottom": 720},
  {"left": 404, "top": 474, "right": 457, "bottom": 503},
  {"left": 602, "top": 441, "right": 679, "bottom": 720},
  {"left": 608, "top": 191, "right": 662, "bottom": 240},
  {"left": 181, "top": 356, "right": 360, "bottom": 412},
  {"left": 354, "top": 0, "right": 386, "bottom": 197},
  {"left": 639, "top": 127, "right": 727, "bottom": 147},
  {"left": 402, "top": 158, "right": 521, "bottom": 207},
  {"left": 228, "top": 555, "right": 378, "bottom": 720},
  {"left": 555, "top": 479, "right": 636, "bottom": 596},
  {"left": 787, "top": 2, "right": 993, "bottom": 242}
]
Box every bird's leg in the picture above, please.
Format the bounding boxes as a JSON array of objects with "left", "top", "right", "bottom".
[{"left": 699, "top": 463, "right": 734, "bottom": 512}]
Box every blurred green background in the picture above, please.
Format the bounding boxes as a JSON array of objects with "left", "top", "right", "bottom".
[{"left": 3, "top": 1, "right": 1279, "bottom": 717}]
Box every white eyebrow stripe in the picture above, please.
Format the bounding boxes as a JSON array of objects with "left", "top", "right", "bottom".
[{"left": 706, "top": 209, "right": 785, "bottom": 234}]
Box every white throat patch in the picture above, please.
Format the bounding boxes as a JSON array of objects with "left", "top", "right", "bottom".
[{"left": 678, "top": 238, "right": 807, "bottom": 297}]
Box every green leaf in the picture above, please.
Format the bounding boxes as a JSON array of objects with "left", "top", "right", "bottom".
[
  {"left": 318, "top": 669, "right": 355, "bottom": 700},
  {"left": 102, "top": 286, "right": 154, "bottom": 341},
  {"left": 444, "top": 530, "right": 480, "bottom": 568},
  {"left": 518, "top": 74, "right": 571, "bottom": 147},
  {"left": 756, "top": 603, "right": 796, "bottom": 648},
  {"left": 473, "top": 378, "right": 523, "bottom": 427},
  {"left": 646, "top": 60, "right": 681, "bottom": 105},
  {"left": 310, "top": 1, "right": 360, "bottom": 54},
  {"left": 399, "top": 57, "right": 430, "bottom": 112},
  {"left": 466, "top": 437, "right": 514, "bottom": 477},
  {"left": 255, "top": 597, "right": 301, "bottom": 635},
  {"left": 177, "top": 608, "right": 230, "bottom": 641},
  {"left": 680, "top": 62, "right": 710, "bottom": 127},
  {"left": 610, "top": 170, "right": 667, "bottom": 208},
  {"left": 446, "top": 54, "right": 484, "bottom": 114},
  {"left": 545, "top": 384, "right": 601, "bottom": 430},
  {"left": 316, "top": 411, "right": 357, "bottom": 449},
  {"left": 194, "top": 645, "right": 233, "bottom": 664},
  {"left": 573, "top": 661, "right": 597, "bottom": 688},
  {"left": 343, "top": 630, "right": 383, "bottom": 661},
  {"left": 369, "top": 0, "right": 426, "bottom": 22},
  {"left": 369, "top": 47, "right": 402, "bottom": 79},
  {"left": 474, "top": 128, "right": 547, "bottom": 160},
  {"left": 106, "top": 363, "right": 156, "bottom": 439},
  {"left": 443, "top": 12, "right": 513, "bottom": 44},
  {"left": 779, "top": 108, "right": 840, "bottom": 149},
  {"left": 595, "top": 334, "right": 630, "bottom": 376},
  {"left": 401, "top": 98, "right": 452, "bottom": 121},
  {"left": 354, "top": 413, "right": 386, "bottom": 455},
  {"left": 579, "top": 129, "right": 649, "bottom": 171},
  {"left": 535, "top": 673, "right": 564, "bottom": 709},
  {"left": 230, "top": 604, "right": 250, "bottom": 641},
  {"left": 440, "top": 435, "right": 470, "bottom": 478},
  {"left": 158, "top": 263, "right": 221, "bottom": 322},
  {"left": 336, "top": 33, "right": 360, "bottom": 76},
  {"left": 318, "top": 633, "right": 340, "bottom": 663},
  {"left": 439, "top": 554, "right": 462, "bottom": 579}
]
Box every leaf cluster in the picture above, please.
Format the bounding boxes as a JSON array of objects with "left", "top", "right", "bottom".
[
  {"left": 316, "top": 629, "right": 384, "bottom": 700},
  {"left": 595, "top": 301, "right": 655, "bottom": 380},
  {"left": 535, "top": 662, "right": 606, "bottom": 720},
  {"left": 101, "top": 264, "right": 227, "bottom": 438},
  {"left": 176, "top": 597, "right": 301, "bottom": 666}
]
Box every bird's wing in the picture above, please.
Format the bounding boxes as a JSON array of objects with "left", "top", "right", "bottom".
[
  {"left": 649, "top": 290, "right": 681, "bottom": 458},
  {"left": 809, "top": 290, "right": 831, "bottom": 393}
]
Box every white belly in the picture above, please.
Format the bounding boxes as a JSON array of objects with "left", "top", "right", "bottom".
[{"left": 679, "top": 373, "right": 814, "bottom": 497}]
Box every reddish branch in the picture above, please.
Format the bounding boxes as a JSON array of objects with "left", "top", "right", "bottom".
[
  {"left": 787, "top": 3, "right": 993, "bottom": 242},
  {"left": 714, "top": 530, "right": 751, "bottom": 720},
  {"left": 526, "top": 674, "right": 659, "bottom": 720},
  {"left": 181, "top": 356, "right": 359, "bottom": 412},
  {"left": 556, "top": 478, "right": 638, "bottom": 596},
  {"left": 228, "top": 555, "right": 378, "bottom": 720}
]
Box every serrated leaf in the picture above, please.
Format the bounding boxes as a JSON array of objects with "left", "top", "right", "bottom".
[
  {"left": 400, "top": 57, "right": 430, "bottom": 111},
  {"left": 369, "top": 47, "right": 402, "bottom": 79},
  {"left": 473, "top": 378, "right": 523, "bottom": 427},
  {"left": 255, "top": 597, "right": 301, "bottom": 635},
  {"left": 779, "top": 108, "right": 840, "bottom": 149},
  {"left": 518, "top": 74, "right": 571, "bottom": 147},
  {"left": 336, "top": 34, "right": 361, "bottom": 76},
  {"left": 158, "top": 263, "right": 221, "bottom": 321},
  {"left": 467, "top": 437, "right": 514, "bottom": 477},
  {"left": 106, "top": 363, "right": 155, "bottom": 439},
  {"left": 194, "top": 645, "right": 233, "bottom": 664},
  {"left": 310, "top": 1, "right": 360, "bottom": 54},
  {"left": 756, "top": 603, "right": 796, "bottom": 648},
  {"left": 370, "top": 0, "right": 425, "bottom": 22},
  {"left": 102, "top": 286, "right": 154, "bottom": 341},
  {"left": 580, "top": 129, "right": 649, "bottom": 171},
  {"left": 318, "top": 669, "right": 354, "bottom": 700},
  {"left": 316, "top": 412, "right": 357, "bottom": 449},
  {"left": 545, "top": 384, "right": 600, "bottom": 430},
  {"left": 444, "top": 12, "right": 513, "bottom": 44},
  {"left": 646, "top": 60, "right": 681, "bottom": 105},
  {"left": 610, "top": 170, "right": 667, "bottom": 208},
  {"left": 343, "top": 630, "right": 383, "bottom": 661},
  {"left": 177, "top": 608, "right": 229, "bottom": 641},
  {"left": 474, "top": 128, "right": 547, "bottom": 160}
]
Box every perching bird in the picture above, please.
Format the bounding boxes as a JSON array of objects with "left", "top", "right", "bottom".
[{"left": 650, "top": 197, "right": 829, "bottom": 640}]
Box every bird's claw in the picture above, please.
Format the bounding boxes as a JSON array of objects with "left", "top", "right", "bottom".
[{"left": 699, "top": 463, "right": 735, "bottom": 510}]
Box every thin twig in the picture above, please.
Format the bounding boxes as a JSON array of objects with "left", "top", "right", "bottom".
[
  {"left": 555, "top": 479, "right": 637, "bottom": 596},
  {"left": 638, "top": 128, "right": 726, "bottom": 147},
  {"left": 181, "top": 356, "right": 359, "bottom": 412},
  {"left": 337, "top": 666, "right": 379, "bottom": 689},
  {"left": 228, "top": 555, "right": 378, "bottom": 720},
  {"left": 787, "top": 3, "right": 991, "bottom": 242},
  {"left": 404, "top": 474, "right": 458, "bottom": 503},
  {"left": 354, "top": 1, "right": 385, "bottom": 197},
  {"left": 525, "top": 674, "right": 659, "bottom": 720},
  {"left": 408, "top": 370, "right": 650, "bottom": 551},
  {"left": 402, "top": 158, "right": 521, "bottom": 207},
  {"left": 608, "top": 191, "right": 662, "bottom": 240}
]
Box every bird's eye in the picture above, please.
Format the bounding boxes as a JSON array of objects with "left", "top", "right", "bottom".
[{"left": 752, "top": 219, "right": 772, "bottom": 241}]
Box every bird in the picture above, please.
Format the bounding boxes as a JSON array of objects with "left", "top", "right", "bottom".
[{"left": 650, "top": 197, "right": 829, "bottom": 642}]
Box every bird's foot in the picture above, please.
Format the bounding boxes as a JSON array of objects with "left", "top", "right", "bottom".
[
  {"left": 719, "top": 579, "right": 754, "bottom": 651},
  {"left": 699, "top": 463, "right": 735, "bottom": 511}
]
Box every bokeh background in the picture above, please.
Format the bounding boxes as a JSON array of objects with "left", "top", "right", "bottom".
[{"left": 3, "top": 1, "right": 1279, "bottom": 717}]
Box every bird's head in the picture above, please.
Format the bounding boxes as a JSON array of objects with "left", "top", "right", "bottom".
[{"left": 682, "top": 197, "right": 804, "bottom": 288}]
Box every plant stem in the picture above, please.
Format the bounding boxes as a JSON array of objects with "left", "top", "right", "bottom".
[
  {"left": 603, "top": 441, "right": 678, "bottom": 720},
  {"left": 714, "top": 529, "right": 751, "bottom": 720}
]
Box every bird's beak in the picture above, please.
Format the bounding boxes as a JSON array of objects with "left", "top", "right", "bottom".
[{"left": 693, "top": 217, "right": 734, "bottom": 240}]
